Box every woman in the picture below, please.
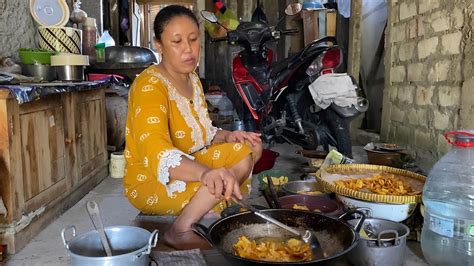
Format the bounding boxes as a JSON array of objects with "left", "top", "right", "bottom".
[{"left": 123, "top": 5, "right": 263, "bottom": 250}]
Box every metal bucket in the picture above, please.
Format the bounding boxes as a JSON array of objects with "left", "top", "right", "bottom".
[
  {"left": 61, "top": 225, "right": 158, "bottom": 266},
  {"left": 347, "top": 218, "right": 409, "bottom": 266}
]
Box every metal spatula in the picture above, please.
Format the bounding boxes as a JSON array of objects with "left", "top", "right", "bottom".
[{"left": 231, "top": 196, "right": 324, "bottom": 259}]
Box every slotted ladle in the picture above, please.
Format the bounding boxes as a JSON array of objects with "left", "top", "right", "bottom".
[{"left": 231, "top": 196, "right": 325, "bottom": 259}]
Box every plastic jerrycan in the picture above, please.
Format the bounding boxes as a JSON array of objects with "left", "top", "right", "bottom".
[{"left": 421, "top": 130, "right": 474, "bottom": 265}]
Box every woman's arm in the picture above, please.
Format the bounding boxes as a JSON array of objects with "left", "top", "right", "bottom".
[
  {"left": 168, "top": 157, "right": 242, "bottom": 199},
  {"left": 212, "top": 129, "right": 262, "bottom": 147}
]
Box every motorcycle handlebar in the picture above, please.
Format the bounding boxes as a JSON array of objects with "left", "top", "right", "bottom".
[
  {"left": 210, "top": 36, "right": 228, "bottom": 42},
  {"left": 280, "top": 29, "right": 299, "bottom": 35}
]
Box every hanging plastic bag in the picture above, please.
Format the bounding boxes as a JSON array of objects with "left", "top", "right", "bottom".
[
  {"left": 204, "top": 0, "right": 239, "bottom": 39},
  {"left": 98, "top": 30, "right": 115, "bottom": 47}
]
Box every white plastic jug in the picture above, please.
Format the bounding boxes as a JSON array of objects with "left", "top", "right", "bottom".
[
  {"left": 421, "top": 130, "right": 474, "bottom": 265},
  {"left": 98, "top": 30, "right": 115, "bottom": 47}
]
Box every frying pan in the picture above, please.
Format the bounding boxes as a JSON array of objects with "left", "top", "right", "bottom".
[{"left": 192, "top": 209, "right": 365, "bottom": 265}]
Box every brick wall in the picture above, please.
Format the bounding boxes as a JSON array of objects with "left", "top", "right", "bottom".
[
  {"left": 0, "top": 0, "right": 37, "bottom": 60},
  {"left": 381, "top": 0, "right": 473, "bottom": 169}
]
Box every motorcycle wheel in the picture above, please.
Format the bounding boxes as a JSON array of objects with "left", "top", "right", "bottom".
[{"left": 298, "top": 93, "right": 353, "bottom": 158}]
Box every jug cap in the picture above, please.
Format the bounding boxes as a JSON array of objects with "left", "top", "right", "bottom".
[{"left": 444, "top": 130, "right": 474, "bottom": 147}]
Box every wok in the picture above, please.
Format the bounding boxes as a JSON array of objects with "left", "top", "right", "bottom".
[{"left": 192, "top": 209, "right": 365, "bottom": 265}]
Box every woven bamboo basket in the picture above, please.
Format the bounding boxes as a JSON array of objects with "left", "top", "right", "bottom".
[{"left": 316, "top": 164, "right": 426, "bottom": 204}]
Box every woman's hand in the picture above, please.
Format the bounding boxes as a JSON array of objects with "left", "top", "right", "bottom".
[
  {"left": 225, "top": 130, "right": 262, "bottom": 147},
  {"left": 200, "top": 167, "right": 242, "bottom": 200}
]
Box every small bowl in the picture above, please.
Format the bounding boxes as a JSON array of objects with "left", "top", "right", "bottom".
[
  {"left": 278, "top": 194, "right": 344, "bottom": 217},
  {"left": 281, "top": 180, "right": 324, "bottom": 196},
  {"left": 364, "top": 148, "right": 401, "bottom": 166},
  {"left": 336, "top": 195, "right": 417, "bottom": 222}
]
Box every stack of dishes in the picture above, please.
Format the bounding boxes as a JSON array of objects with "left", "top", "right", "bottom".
[
  {"left": 26, "top": 0, "right": 88, "bottom": 81},
  {"left": 51, "top": 54, "right": 89, "bottom": 81},
  {"left": 18, "top": 48, "right": 57, "bottom": 81}
]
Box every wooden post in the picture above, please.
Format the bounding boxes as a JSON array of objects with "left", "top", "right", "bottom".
[
  {"left": 347, "top": 0, "right": 363, "bottom": 141},
  {"left": 326, "top": 10, "right": 337, "bottom": 36},
  {"left": 197, "top": 0, "right": 206, "bottom": 78},
  {"left": 347, "top": 0, "right": 362, "bottom": 79},
  {"left": 301, "top": 10, "right": 320, "bottom": 46}
]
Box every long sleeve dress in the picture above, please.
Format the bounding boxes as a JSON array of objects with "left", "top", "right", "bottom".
[{"left": 123, "top": 65, "right": 253, "bottom": 215}]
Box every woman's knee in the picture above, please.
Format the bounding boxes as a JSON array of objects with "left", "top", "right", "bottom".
[
  {"left": 232, "top": 155, "right": 253, "bottom": 183},
  {"left": 252, "top": 142, "right": 263, "bottom": 163}
]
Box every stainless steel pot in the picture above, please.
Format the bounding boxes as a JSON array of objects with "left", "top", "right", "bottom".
[
  {"left": 21, "top": 64, "right": 56, "bottom": 81},
  {"left": 56, "top": 65, "right": 84, "bottom": 81},
  {"left": 347, "top": 218, "right": 410, "bottom": 266},
  {"left": 61, "top": 225, "right": 158, "bottom": 266}
]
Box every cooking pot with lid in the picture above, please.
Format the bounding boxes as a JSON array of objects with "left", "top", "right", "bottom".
[{"left": 346, "top": 218, "right": 410, "bottom": 266}]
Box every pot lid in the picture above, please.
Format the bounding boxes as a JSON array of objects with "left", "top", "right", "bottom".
[
  {"left": 51, "top": 54, "right": 89, "bottom": 66},
  {"left": 30, "top": 0, "right": 70, "bottom": 27}
]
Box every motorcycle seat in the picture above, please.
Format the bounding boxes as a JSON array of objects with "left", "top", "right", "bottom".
[{"left": 270, "top": 52, "right": 300, "bottom": 77}]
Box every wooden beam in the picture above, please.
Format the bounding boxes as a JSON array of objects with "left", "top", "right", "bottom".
[
  {"left": 347, "top": 0, "right": 362, "bottom": 79},
  {"left": 347, "top": 0, "right": 363, "bottom": 141}
]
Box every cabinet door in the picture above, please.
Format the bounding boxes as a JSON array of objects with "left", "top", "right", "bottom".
[
  {"left": 75, "top": 91, "right": 107, "bottom": 180},
  {"left": 19, "top": 102, "right": 67, "bottom": 212}
]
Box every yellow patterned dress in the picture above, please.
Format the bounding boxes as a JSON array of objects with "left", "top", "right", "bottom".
[{"left": 123, "top": 65, "right": 252, "bottom": 215}]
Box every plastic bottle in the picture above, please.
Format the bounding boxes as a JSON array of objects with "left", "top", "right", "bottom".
[
  {"left": 98, "top": 30, "right": 115, "bottom": 47},
  {"left": 82, "top": 17, "right": 97, "bottom": 61},
  {"left": 421, "top": 130, "right": 474, "bottom": 265}
]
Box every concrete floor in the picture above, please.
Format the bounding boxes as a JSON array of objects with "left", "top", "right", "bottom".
[{"left": 4, "top": 143, "right": 428, "bottom": 265}]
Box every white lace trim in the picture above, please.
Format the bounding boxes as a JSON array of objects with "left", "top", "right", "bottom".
[
  {"left": 152, "top": 72, "right": 204, "bottom": 153},
  {"left": 157, "top": 149, "right": 194, "bottom": 197},
  {"left": 190, "top": 74, "right": 218, "bottom": 145}
]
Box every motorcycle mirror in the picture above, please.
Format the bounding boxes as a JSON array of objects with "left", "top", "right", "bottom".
[
  {"left": 285, "top": 3, "right": 303, "bottom": 16},
  {"left": 200, "top": 11, "right": 218, "bottom": 23}
]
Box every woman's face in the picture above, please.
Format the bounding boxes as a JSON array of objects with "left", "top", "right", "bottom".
[{"left": 157, "top": 15, "right": 200, "bottom": 74}]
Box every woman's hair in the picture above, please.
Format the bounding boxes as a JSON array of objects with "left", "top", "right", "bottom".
[{"left": 153, "top": 5, "right": 199, "bottom": 42}]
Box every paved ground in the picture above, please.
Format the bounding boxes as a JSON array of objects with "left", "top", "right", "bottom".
[{"left": 3, "top": 143, "right": 428, "bottom": 265}]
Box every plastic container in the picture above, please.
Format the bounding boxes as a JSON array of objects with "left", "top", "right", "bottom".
[
  {"left": 94, "top": 43, "right": 105, "bottom": 63},
  {"left": 98, "top": 30, "right": 115, "bottom": 47},
  {"left": 82, "top": 17, "right": 97, "bottom": 61},
  {"left": 109, "top": 152, "right": 125, "bottom": 178},
  {"left": 205, "top": 92, "right": 234, "bottom": 116},
  {"left": 421, "top": 130, "right": 474, "bottom": 265}
]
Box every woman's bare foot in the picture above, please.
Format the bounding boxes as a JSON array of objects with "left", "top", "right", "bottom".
[{"left": 163, "top": 227, "right": 212, "bottom": 250}]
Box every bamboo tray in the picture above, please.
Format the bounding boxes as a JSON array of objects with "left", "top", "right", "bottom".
[{"left": 316, "top": 164, "right": 426, "bottom": 204}]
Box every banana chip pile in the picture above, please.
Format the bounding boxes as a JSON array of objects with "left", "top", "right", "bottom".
[
  {"left": 334, "top": 174, "right": 421, "bottom": 196},
  {"left": 262, "top": 175, "right": 289, "bottom": 185},
  {"left": 234, "top": 236, "right": 312, "bottom": 262}
]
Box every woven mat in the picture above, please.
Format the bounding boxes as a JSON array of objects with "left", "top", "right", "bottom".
[{"left": 151, "top": 248, "right": 207, "bottom": 266}]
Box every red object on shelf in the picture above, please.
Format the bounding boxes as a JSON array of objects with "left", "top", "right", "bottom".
[{"left": 253, "top": 149, "right": 279, "bottom": 174}]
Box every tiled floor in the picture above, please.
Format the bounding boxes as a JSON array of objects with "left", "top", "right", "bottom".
[{"left": 4, "top": 143, "right": 428, "bottom": 265}]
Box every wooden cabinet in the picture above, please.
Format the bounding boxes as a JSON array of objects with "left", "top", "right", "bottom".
[{"left": 0, "top": 88, "right": 108, "bottom": 254}]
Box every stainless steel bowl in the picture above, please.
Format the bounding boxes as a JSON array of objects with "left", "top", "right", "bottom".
[
  {"left": 21, "top": 64, "right": 56, "bottom": 81},
  {"left": 105, "top": 46, "right": 157, "bottom": 64},
  {"left": 282, "top": 180, "right": 324, "bottom": 196},
  {"left": 56, "top": 65, "right": 84, "bottom": 81}
]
